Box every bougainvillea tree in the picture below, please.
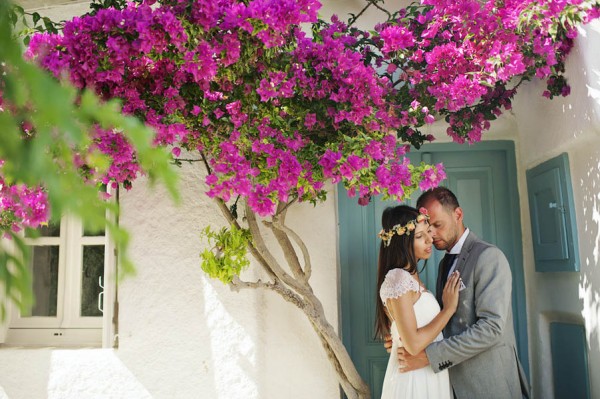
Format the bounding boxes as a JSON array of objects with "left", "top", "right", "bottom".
[
  {"left": 0, "top": 0, "right": 178, "bottom": 316},
  {"left": 3, "top": 0, "right": 600, "bottom": 397}
]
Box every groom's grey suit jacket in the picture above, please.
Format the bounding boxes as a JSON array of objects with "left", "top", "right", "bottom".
[{"left": 425, "top": 232, "right": 530, "bottom": 399}]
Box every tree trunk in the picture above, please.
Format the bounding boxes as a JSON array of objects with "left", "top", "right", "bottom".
[
  {"left": 221, "top": 201, "right": 372, "bottom": 399},
  {"left": 305, "top": 294, "right": 371, "bottom": 399}
]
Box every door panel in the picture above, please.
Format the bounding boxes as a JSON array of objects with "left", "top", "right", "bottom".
[{"left": 339, "top": 141, "right": 528, "bottom": 398}]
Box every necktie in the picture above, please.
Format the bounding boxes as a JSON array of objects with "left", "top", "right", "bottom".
[{"left": 440, "top": 253, "right": 458, "bottom": 289}]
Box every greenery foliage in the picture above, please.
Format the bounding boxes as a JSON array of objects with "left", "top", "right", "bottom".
[
  {"left": 0, "top": 0, "right": 179, "bottom": 317},
  {"left": 1, "top": 0, "right": 598, "bottom": 396},
  {"left": 200, "top": 225, "right": 252, "bottom": 283}
]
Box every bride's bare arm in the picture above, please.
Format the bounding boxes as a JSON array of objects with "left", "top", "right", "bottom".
[{"left": 386, "top": 272, "right": 461, "bottom": 355}]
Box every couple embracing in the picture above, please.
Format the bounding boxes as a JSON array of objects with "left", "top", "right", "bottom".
[{"left": 376, "top": 187, "right": 530, "bottom": 399}]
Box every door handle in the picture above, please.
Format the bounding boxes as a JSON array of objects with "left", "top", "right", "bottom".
[
  {"left": 549, "top": 202, "right": 565, "bottom": 212},
  {"left": 98, "top": 276, "right": 104, "bottom": 313}
]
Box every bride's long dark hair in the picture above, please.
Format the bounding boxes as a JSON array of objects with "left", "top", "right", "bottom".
[{"left": 374, "top": 205, "right": 422, "bottom": 340}]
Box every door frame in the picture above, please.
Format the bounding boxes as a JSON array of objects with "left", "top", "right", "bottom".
[{"left": 338, "top": 140, "right": 530, "bottom": 392}]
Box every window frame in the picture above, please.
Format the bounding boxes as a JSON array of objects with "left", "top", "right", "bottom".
[{"left": 4, "top": 204, "right": 117, "bottom": 347}]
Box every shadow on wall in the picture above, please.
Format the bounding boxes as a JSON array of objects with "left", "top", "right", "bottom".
[
  {"left": 560, "top": 21, "right": 600, "bottom": 138},
  {"left": 200, "top": 275, "right": 263, "bottom": 399},
  {"left": 108, "top": 162, "right": 216, "bottom": 399},
  {"left": 0, "top": 348, "right": 153, "bottom": 398},
  {"left": 514, "top": 21, "right": 600, "bottom": 159},
  {"left": 566, "top": 19, "right": 600, "bottom": 138},
  {"left": 579, "top": 150, "right": 600, "bottom": 368},
  {"left": 580, "top": 21, "right": 600, "bottom": 130},
  {"left": 198, "top": 197, "right": 341, "bottom": 399},
  {"left": 113, "top": 159, "right": 270, "bottom": 399}
]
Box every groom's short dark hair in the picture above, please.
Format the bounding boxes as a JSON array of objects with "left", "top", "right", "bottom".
[{"left": 416, "top": 186, "right": 460, "bottom": 211}]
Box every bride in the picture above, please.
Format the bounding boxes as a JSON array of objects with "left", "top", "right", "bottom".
[{"left": 375, "top": 205, "right": 460, "bottom": 398}]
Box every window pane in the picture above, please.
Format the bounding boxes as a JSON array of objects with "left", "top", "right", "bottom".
[
  {"left": 83, "top": 223, "right": 105, "bottom": 237},
  {"left": 83, "top": 190, "right": 107, "bottom": 236},
  {"left": 23, "top": 246, "right": 59, "bottom": 317},
  {"left": 81, "top": 245, "right": 105, "bottom": 317},
  {"left": 25, "top": 221, "right": 60, "bottom": 238}
]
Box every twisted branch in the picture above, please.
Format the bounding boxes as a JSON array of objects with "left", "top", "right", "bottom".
[
  {"left": 272, "top": 197, "right": 297, "bottom": 218},
  {"left": 270, "top": 216, "right": 313, "bottom": 280},
  {"left": 264, "top": 203, "right": 305, "bottom": 281},
  {"left": 230, "top": 275, "right": 271, "bottom": 290},
  {"left": 349, "top": 0, "right": 391, "bottom": 26},
  {"left": 302, "top": 291, "right": 369, "bottom": 394},
  {"left": 213, "top": 196, "right": 277, "bottom": 280},
  {"left": 367, "top": 0, "right": 391, "bottom": 19},
  {"left": 173, "top": 158, "right": 203, "bottom": 163},
  {"left": 308, "top": 318, "right": 361, "bottom": 399},
  {"left": 201, "top": 165, "right": 367, "bottom": 397},
  {"left": 245, "top": 202, "right": 311, "bottom": 296},
  {"left": 230, "top": 275, "right": 305, "bottom": 309}
]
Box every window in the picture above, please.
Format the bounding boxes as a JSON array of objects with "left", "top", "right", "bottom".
[
  {"left": 4, "top": 214, "right": 116, "bottom": 347},
  {"left": 526, "top": 153, "right": 580, "bottom": 272}
]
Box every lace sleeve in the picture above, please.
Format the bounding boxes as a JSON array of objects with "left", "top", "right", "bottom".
[{"left": 379, "top": 268, "right": 420, "bottom": 305}]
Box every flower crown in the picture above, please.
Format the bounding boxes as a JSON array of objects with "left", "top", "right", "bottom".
[{"left": 377, "top": 207, "right": 429, "bottom": 247}]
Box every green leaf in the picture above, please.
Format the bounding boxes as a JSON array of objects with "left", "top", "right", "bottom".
[
  {"left": 0, "top": 0, "right": 179, "bottom": 316},
  {"left": 200, "top": 225, "right": 251, "bottom": 284}
]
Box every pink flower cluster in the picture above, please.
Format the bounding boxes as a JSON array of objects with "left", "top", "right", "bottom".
[
  {"left": 379, "top": 25, "right": 415, "bottom": 54},
  {"left": 20, "top": 0, "right": 599, "bottom": 219},
  {"left": 91, "top": 128, "right": 141, "bottom": 190},
  {"left": 0, "top": 171, "right": 48, "bottom": 234},
  {"left": 372, "top": 0, "right": 598, "bottom": 143},
  {"left": 0, "top": 88, "right": 49, "bottom": 234}
]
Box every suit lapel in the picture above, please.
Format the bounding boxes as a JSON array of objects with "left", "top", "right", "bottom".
[
  {"left": 454, "top": 231, "right": 477, "bottom": 275},
  {"left": 436, "top": 231, "right": 479, "bottom": 305}
]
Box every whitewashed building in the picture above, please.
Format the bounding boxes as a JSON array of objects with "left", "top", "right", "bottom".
[{"left": 1, "top": 1, "right": 599, "bottom": 398}]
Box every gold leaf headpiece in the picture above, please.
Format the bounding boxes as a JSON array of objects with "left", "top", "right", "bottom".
[{"left": 377, "top": 207, "right": 429, "bottom": 247}]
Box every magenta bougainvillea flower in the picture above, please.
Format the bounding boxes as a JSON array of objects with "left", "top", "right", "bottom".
[{"left": 2, "top": 0, "right": 598, "bottom": 228}]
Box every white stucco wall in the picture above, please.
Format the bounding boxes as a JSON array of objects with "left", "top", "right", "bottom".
[
  {"left": 2, "top": 1, "right": 600, "bottom": 398},
  {"left": 512, "top": 20, "right": 600, "bottom": 399},
  {"left": 115, "top": 162, "right": 341, "bottom": 398},
  {"left": 112, "top": 3, "right": 415, "bottom": 397},
  {"left": 0, "top": 165, "right": 342, "bottom": 399}
]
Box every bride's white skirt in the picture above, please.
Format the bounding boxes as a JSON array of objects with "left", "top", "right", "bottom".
[
  {"left": 380, "top": 290, "right": 453, "bottom": 399},
  {"left": 380, "top": 347, "right": 451, "bottom": 399}
]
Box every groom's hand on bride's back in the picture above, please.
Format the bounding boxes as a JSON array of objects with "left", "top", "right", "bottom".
[
  {"left": 383, "top": 334, "right": 393, "bottom": 353},
  {"left": 397, "top": 347, "right": 430, "bottom": 373}
]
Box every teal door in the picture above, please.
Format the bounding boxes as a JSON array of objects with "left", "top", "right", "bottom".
[{"left": 338, "top": 141, "right": 529, "bottom": 398}]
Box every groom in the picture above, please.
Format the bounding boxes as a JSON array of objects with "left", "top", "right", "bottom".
[{"left": 387, "top": 187, "right": 530, "bottom": 398}]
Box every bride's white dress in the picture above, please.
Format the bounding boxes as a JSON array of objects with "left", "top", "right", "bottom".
[{"left": 379, "top": 268, "right": 452, "bottom": 399}]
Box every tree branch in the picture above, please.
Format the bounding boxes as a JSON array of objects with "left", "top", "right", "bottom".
[
  {"left": 212, "top": 196, "right": 278, "bottom": 281},
  {"left": 229, "top": 275, "right": 271, "bottom": 290},
  {"left": 368, "top": 0, "right": 392, "bottom": 19},
  {"left": 245, "top": 202, "right": 310, "bottom": 295},
  {"left": 199, "top": 151, "right": 213, "bottom": 176},
  {"left": 270, "top": 215, "right": 313, "bottom": 281},
  {"left": 229, "top": 275, "right": 305, "bottom": 309},
  {"left": 308, "top": 318, "right": 360, "bottom": 398},
  {"left": 305, "top": 292, "right": 369, "bottom": 395},
  {"left": 264, "top": 203, "right": 306, "bottom": 281},
  {"left": 349, "top": 0, "right": 375, "bottom": 27},
  {"left": 272, "top": 197, "right": 297, "bottom": 218},
  {"left": 174, "top": 158, "right": 204, "bottom": 163},
  {"left": 349, "top": 0, "right": 392, "bottom": 26},
  {"left": 206, "top": 176, "right": 366, "bottom": 397}
]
